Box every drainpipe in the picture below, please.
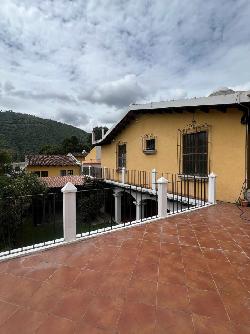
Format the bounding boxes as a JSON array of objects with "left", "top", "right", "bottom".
[{"left": 236, "top": 92, "right": 250, "bottom": 191}]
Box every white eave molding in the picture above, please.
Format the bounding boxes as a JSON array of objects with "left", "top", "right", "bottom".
[
  {"left": 130, "top": 90, "right": 250, "bottom": 111},
  {"left": 97, "top": 90, "right": 250, "bottom": 145}
]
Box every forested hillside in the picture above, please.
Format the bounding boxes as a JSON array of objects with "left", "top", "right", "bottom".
[{"left": 0, "top": 111, "right": 91, "bottom": 160}]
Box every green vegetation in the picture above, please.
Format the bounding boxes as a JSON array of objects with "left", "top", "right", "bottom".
[
  {"left": 0, "top": 174, "right": 116, "bottom": 253},
  {"left": 0, "top": 110, "right": 92, "bottom": 160},
  {"left": 0, "top": 172, "right": 49, "bottom": 251},
  {"left": 39, "top": 135, "right": 90, "bottom": 155},
  {"left": 0, "top": 149, "right": 12, "bottom": 175}
]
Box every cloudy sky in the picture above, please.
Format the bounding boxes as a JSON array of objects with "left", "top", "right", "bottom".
[{"left": 0, "top": 0, "right": 250, "bottom": 132}]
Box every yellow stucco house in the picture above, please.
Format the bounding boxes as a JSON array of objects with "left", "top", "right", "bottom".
[
  {"left": 97, "top": 89, "right": 250, "bottom": 203},
  {"left": 25, "top": 155, "right": 81, "bottom": 177},
  {"left": 82, "top": 146, "right": 101, "bottom": 167}
]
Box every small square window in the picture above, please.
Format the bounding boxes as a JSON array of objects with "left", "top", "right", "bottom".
[
  {"left": 41, "top": 171, "right": 48, "bottom": 177},
  {"left": 67, "top": 170, "right": 73, "bottom": 175},
  {"left": 60, "top": 170, "right": 66, "bottom": 176},
  {"left": 34, "top": 171, "right": 41, "bottom": 177},
  {"left": 142, "top": 135, "right": 157, "bottom": 154},
  {"left": 146, "top": 139, "right": 155, "bottom": 151}
]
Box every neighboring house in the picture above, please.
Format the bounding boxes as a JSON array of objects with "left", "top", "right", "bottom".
[
  {"left": 97, "top": 89, "right": 250, "bottom": 203},
  {"left": 82, "top": 146, "right": 101, "bottom": 167},
  {"left": 25, "top": 155, "right": 81, "bottom": 177},
  {"left": 69, "top": 151, "right": 87, "bottom": 164}
]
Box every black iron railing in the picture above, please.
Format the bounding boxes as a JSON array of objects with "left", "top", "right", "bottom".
[
  {"left": 0, "top": 192, "right": 63, "bottom": 257},
  {"left": 165, "top": 174, "right": 207, "bottom": 213},
  {"left": 0, "top": 172, "right": 209, "bottom": 257},
  {"left": 82, "top": 167, "right": 208, "bottom": 209},
  {"left": 76, "top": 185, "right": 158, "bottom": 238}
]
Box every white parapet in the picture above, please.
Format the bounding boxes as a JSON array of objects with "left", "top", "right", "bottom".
[
  {"left": 208, "top": 172, "right": 217, "bottom": 204},
  {"left": 61, "top": 182, "right": 77, "bottom": 242},
  {"left": 157, "top": 176, "right": 168, "bottom": 218},
  {"left": 121, "top": 167, "right": 126, "bottom": 184}
]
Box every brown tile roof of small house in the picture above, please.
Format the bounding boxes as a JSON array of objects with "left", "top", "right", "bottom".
[
  {"left": 26, "top": 155, "right": 80, "bottom": 167},
  {"left": 40, "top": 175, "right": 85, "bottom": 188}
]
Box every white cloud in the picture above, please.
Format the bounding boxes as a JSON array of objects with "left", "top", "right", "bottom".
[
  {"left": 80, "top": 74, "right": 145, "bottom": 107},
  {"left": 0, "top": 0, "right": 250, "bottom": 131}
]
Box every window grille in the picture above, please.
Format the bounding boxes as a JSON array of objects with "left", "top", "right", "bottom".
[
  {"left": 116, "top": 143, "right": 126, "bottom": 169},
  {"left": 178, "top": 120, "right": 210, "bottom": 176}
]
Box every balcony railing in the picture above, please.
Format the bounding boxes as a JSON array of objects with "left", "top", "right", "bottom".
[
  {"left": 0, "top": 171, "right": 216, "bottom": 259},
  {"left": 82, "top": 166, "right": 210, "bottom": 200},
  {"left": 0, "top": 192, "right": 63, "bottom": 258}
]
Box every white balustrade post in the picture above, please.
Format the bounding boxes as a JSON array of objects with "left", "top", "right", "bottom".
[
  {"left": 151, "top": 168, "right": 157, "bottom": 191},
  {"left": 208, "top": 172, "right": 217, "bottom": 204},
  {"left": 61, "top": 182, "right": 77, "bottom": 242},
  {"left": 122, "top": 167, "right": 126, "bottom": 184},
  {"left": 134, "top": 201, "right": 145, "bottom": 221},
  {"left": 114, "top": 192, "right": 122, "bottom": 223},
  {"left": 88, "top": 166, "right": 91, "bottom": 177},
  {"left": 157, "top": 177, "right": 168, "bottom": 218}
]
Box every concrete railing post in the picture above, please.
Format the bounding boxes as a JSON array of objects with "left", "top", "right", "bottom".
[
  {"left": 114, "top": 191, "right": 122, "bottom": 223},
  {"left": 208, "top": 172, "right": 217, "bottom": 204},
  {"left": 121, "top": 167, "right": 126, "bottom": 184},
  {"left": 133, "top": 200, "right": 145, "bottom": 221},
  {"left": 61, "top": 182, "right": 77, "bottom": 242},
  {"left": 157, "top": 177, "right": 168, "bottom": 218},
  {"left": 151, "top": 168, "right": 157, "bottom": 191},
  {"left": 88, "top": 166, "right": 91, "bottom": 177}
]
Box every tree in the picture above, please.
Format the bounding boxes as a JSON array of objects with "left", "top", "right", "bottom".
[
  {"left": 39, "top": 144, "right": 61, "bottom": 155},
  {"left": 78, "top": 192, "right": 104, "bottom": 225},
  {"left": 0, "top": 173, "right": 47, "bottom": 249},
  {"left": 39, "top": 136, "right": 92, "bottom": 155},
  {"left": 0, "top": 149, "right": 12, "bottom": 175},
  {"left": 0, "top": 172, "right": 47, "bottom": 198}
]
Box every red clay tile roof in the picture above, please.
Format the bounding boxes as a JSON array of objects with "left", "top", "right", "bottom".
[
  {"left": 26, "top": 155, "right": 79, "bottom": 167},
  {"left": 40, "top": 176, "right": 85, "bottom": 188}
]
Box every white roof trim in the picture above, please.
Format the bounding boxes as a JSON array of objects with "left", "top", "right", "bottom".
[
  {"left": 130, "top": 90, "right": 250, "bottom": 110},
  {"left": 98, "top": 90, "right": 250, "bottom": 144}
]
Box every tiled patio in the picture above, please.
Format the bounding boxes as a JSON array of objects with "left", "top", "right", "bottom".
[{"left": 0, "top": 203, "right": 250, "bottom": 333}]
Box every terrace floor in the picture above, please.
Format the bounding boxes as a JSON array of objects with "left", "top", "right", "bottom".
[{"left": 0, "top": 203, "right": 250, "bottom": 333}]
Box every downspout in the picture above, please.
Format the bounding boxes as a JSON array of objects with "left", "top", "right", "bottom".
[{"left": 236, "top": 92, "right": 250, "bottom": 191}]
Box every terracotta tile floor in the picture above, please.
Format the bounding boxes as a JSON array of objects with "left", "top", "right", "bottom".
[{"left": 0, "top": 203, "right": 250, "bottom": 333}]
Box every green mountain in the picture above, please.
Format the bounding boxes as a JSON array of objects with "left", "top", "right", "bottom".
[{"left": 0, "top": 111, "right": 91, "bottom": 160}]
